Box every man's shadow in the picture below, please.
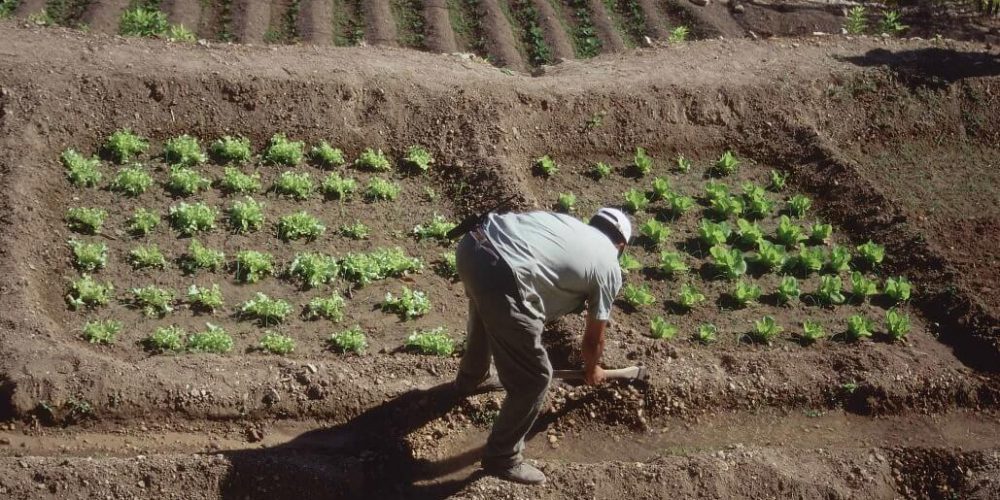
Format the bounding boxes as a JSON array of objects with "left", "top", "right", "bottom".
[{"left": 217, "top": 382, "right": 487, "bottom": 500}]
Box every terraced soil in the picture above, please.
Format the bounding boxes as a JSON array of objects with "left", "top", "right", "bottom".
[{"left": 0, "top": 9, "right": 998, "bottom": 500}]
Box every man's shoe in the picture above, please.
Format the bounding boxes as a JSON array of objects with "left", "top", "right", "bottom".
[
  {"left": 485, "top": 462, "right": 546, "bottom": 485},
  {"left": 454, "top": 374, "right": 504, "bottom": 396}
]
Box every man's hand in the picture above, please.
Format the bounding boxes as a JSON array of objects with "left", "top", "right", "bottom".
[{"left": 584, "top": 365, "right": 606, "bottom": 386}]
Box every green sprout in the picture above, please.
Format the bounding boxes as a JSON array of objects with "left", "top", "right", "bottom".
[
  {"left": 405, "top": 327, "right": 454, "bottom": 356},
  {"left": 846, "top": 314, "right": 875, "bottom": 341},
  {"left": 355, "top": 148, "right": 392, "bottom": 172},
  {"left": 264, "top": 133, "right": 304, "bottom": 166},
  {"left": 61, "top": 149, "right": 102, "bottom": 187},
  {"left": 698, "top": 219, "right": 731, "bottom": 246},
  {"left": 732, "top": 279, "right": 762, "bottom": 307},
  {"left": 82, "top": 320, "right": 122, "bottom": 344},
  {"left": 710, "top": 195, "right": 744, "bottom": 220},
  {"left": 413, "top": 214, "right": 457, "bottom": 241},
  {"left": 657, "top": 251, "right": 688, "bottom": 276},
  {"left": 619, "top": 252, "right": 642, "bottom": 274},
  {"left": 364, "top": 177, "right": 401, "bottom": 201},
  {"left": 787, "top": 194, "right": 812, "bottom": 218},
  {"left": 143, "top": 325, "right": 185, "bottom": 353},
  {"left": 775, "top": 215, "right": 805, "bottom": 246},
  {"left": 128, "top": 208, "right": 160, "bottom": 236},
  {"left": 693, "top": 323, "right": 717, "bottom": 344},
  {"left": 187, "top": 323, "right": 233, "bottom": 354},
  {"left": 668, "top": 25, "right": 689, "bottom": 43},
  {"left": 742, "top": 183, "right": 773, "bottom": 219},
  {"left": 810, "top": 223, "right": 833, "bottom": 244},
  {"left": 777, "top": 276, "right": 801, "bottom": 304},
  {"left": 210, "top": 136, "right": 252, "bottom": 164},
  {"left": 180, "top": 239, "right": 225, "bottom": 273},
  {"left": 535, "top": 155, "right": 558, "bottom": 177},
  {"left": 849, "top": 271, "right": 878, "bottom": 301},
  {"left": 885, "top": 308, "right": 911, "bottom": 342},
  {"left": 639, "top": 219, "right": 670, "bottom": 248},
  {"left": 329, "top": 326, "right": 367, "bottom": 354},
  {"left": 795, "top": 245, "right": 825, "bottom": 274},
  {"left": 228, "top": 197, "right": 265, "bottom": 233},
  {"left": 557, "top": 193, "right": 577, "bottom": 213},
  {"left": 877, "top": 10, "right": 907, "bottom": 36},
  {"left": 704, "top": 181, "right": 729, "bottom": 202},
  {"left": 305, "top": 293, "right": 346, "bottom": 321},
  {"left": 623, "top": 189, "right": 649, "bottom": 213},
  {"left": 187, "top": 284, "right": 224, "bottom": 311},
  {"left": 404, "top": 146, "right": 434, "bottom": 172},
  {"left": 163, "top": 134, "right": 206, "bottom": 167},
  {"left": 241, "top": 292, "right": 292, "bottom": 326},
  {"left": 287, "top": 252, "right": 339, "bottom": 288},
  {"left": 382, "top": 286, "right": 431, "bottom": 320},
  {"left": 104, "top": 129, "right": 148, "bottom": 163},
  {"left": 259, "top": 332, "right": 295, "bottom": 355},
  {"left": 128, "top": 244, "right": 167, "bottom": 269},
  {"left": 844, "top": 5, "right": 867, "bottom": 35},
  {"left": 591, "top": 162, "right": 613, "bottom": 179},
  {"left": 69, "top": 239, "right": 108, "bottom": 272},
  {"left": 321, "top": 172, "right": 358, "bottom": 200},
  {"left": 769, "top": 169, "right": 788, "bottom": 191},
  {"left": 649, "top": 316, "right": 677, "bottom": 340},
  {"left": 219, "top": 167, "right": 262, "bottom": 194},
  {"left": 884, "top": 276, "right": 912, "bottom": 303},
  {"left": 234, "top": 250, "right": 274, "bottom": 283},
  {"left": 749, "top": 316, "right": 783, "bottom": 344},
  {"left": 274, "top": 171, "right": 315, "bottom": 200},
  {"left": 66, "top": 207, "right": 107, "bottom": 234},
  {"left": 310, "top": 141, "right": 346, "bottom": 168},
  {"left": 709, "top": 244, "right": 747, "bottom": 280},
  {"left": 169, "top": 202, "right": 217, "bottom": 235},
  {"left": 816, "top": 275, "right": 846, "bottom": 305},
  {"left": 735, "top": 219, "right": 765, "bottom": 247},
  {"left": 278, "top": 211, "right": 326, "bottom": 241},
  {"left": 110, "top": 165, "right": 153, "bottom": 196},
  {"left": 857, "top": 241, "right": 885, "bottom": 267},
  {"left": 622, "top": 283, "right": 656, "bottom": 308},
  {"left": 339, "top": 221, "right": 370, "bottom": 240},
  {"left": 67, "top": 275, "right": 114, "bottom": 310},
  {"left": 675, "top": 154, "right": 692, "bottom": 173},
  {"left": 650, "top": 177, "right": 671, "bottom": 200},
  {"left": 713, "top": 150, "right": 739, "bottom": 176},
  {"left": 678, "top": 283, "right": 706, "bottom": 310},
  {"left": 826, "top": 245, "right": 852, "bottom": 273},
  {"left": 665, "top": 193, "right": 695, "bottom": 216},
  {"left": 131, "top": 285, "right": 175, "bottom": 317},
  {"left": 633, "top": 147, "right": 653, "bottom": 176},
  {"left": 166, "top": 166, "right": 211, "bottom": 196},
  {"left": 800, "top": 320, "right": 825, "bottom": 344}
]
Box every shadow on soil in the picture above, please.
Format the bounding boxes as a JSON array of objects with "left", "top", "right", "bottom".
[
  {"left": 219, "top": 383, "right": 486, "bottom": 499},
  {"left": 840, "top": 48, "right": 1000, "bottom": 88}
]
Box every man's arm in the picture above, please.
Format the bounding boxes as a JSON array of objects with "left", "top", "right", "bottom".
[{"left": 582, "top": 316, "right": 607, "bottom": 385}]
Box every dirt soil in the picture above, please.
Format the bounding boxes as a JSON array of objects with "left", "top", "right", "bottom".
[{"left": 0, "top": 10, "right": 999, "bottom": 500}]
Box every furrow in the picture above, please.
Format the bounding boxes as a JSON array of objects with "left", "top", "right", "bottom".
[
  {"left": 586, "top": 0, "right": 626, "bottom": 52},
  {"left": 529, "top": 0, "right": 575, "bottom": 61},
  {"left": 231, "top": 0, "right": 272, "bottom": 43},
  {"left": 423, "top": 0, "right": 458, "bottom": 52},
  {"left": 80, "top": 0, "right": 130, "bottom": 33},
  {"left": 637, "top": 0, "right": 669, "bottom": 39},
  {"left": 478, "top": 0, "right": 527, "bottom": 71},
  {"left": 364, "top": 0, "right": 399, "bottom": 45},
  {"left": 162, "top": 0, "right": 203, "bottom": 34},
  {"left": 297, "top": 0, "right": 335, "bottom": 44}
]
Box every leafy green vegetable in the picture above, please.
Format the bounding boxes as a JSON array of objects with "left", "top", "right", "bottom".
[
  {"left": 800, "top": 320, "right": 825, "bottom": 344},
  {"left": 131, "top": 285, "right": 175, "bottom": 317},
  {"left": 816, "top": 275, "right": 846, "bottom": 305},
  {"left": 787, "top": 194, "right": 812, "bottom": 218},
  {"left": 274, "top": 171, "right": 315, "bottom": 200},
  {"left": 305, "top": 293, "right": 346, "bottom": 321},
  {"left": 66, "top": 207, "right": 107, "bottom": 234},
  {"left": 278, "top": 211, "right": 326, "bottom": 241},
  {"left": 413, "top": 214, "right": 457, "bottom": 241},
  {"left": 69, "top": 239, "right": 108, "bottom": 272},
  {"left": 677, "top": 283, "right": 705, "bottom": 310},
  {"left": 287, "top": 252, "right": 339, "bottom": 288},
  {"left": 181, "top": 239, "right": 225, "bottom": 273},
  {"left": 857, "top": 240, "right": 885, "bottom": 266},
  {"left": 639, "top": 219, "right": 670, "bottom": 248},
  {"left": 105, "top": 129, "right": 148, "bottom": 163},
  {"left": 709, "top": 244, "right": 747, "bottom": 280},
  {"left": 241, "top": 292, "right": 292, "bottom": 326},
  {"left": 264, "top": 133, "right": 304, "bottom": 166},
  {"left": 775, "top": 215, "right": 805, "bottom": 246},
  {"left": 364, "top": 177, "right": 401, "bottom": 201},
  {"left": 649, "top": 316, "right": 677, "bottom": 340},
  {"left": 187, "top": 284, "right": 224, "bottom": 311},
  {"left": 329, "top": 326, "right": 367, "bottom": 354},
  {"left": 694, "top": 323, "right": 717, "bottom": 344},
  {"left": 699, "top": 219, "right": 731, "bottom": 246},
  {"left": 310, "top": 141, "right": 346, "bottom": 168},
  {"left": 884, "top": 276, "right": 912, "bottom": 303},
  {"left": 67, "top": 275, "right": 114, "bottom": 310},
  {"left": 752, "top": 240, "right": 787, "bottom": 272},
  {"left": 234, "top": 250, "right": 274, "bottom": 283},
  {"left": 406, "top": 327, "right": 454, "bottom": 356},
  {"left": 622, "top": 283, "right": 656, "bottom": 308},
  {"left": 128, "top": 244, "right": 167, "bottom": 269},
  {"left": 339, "top": 247, "right": 422, "bottom": 286},
  {"left": 732, "top": 279, "right": 762, "bottom": 307},
  {"left": 633, "top": 147, "right": 653, "bottom": 176},
  {"left": 713, "top": 151, "right": 739, "bottom": 176},
  {"left": 769, "top": 169, "right": 788, "bottom": 191},
  {"left": 322, "top": 172, "right": 358, "bottom": 199},
  {"left": 169, "top": 202, "right": 217, "bottom": 235},
  {"left": 144, "top": 325, "right": 185, "bottom": 353},
  {"left": 210, "top": 136, "right": 252, "bottom": 164},
  {"left": 163, "top": 134, "right": 206, "bottom": 167},
  {"left": 849, "top": 271, "right": 878, "bottom": 301},
  {"left": 623, "top": 189, "right": 649, "bottom": 213},
  {"left": 382, "top": 286, "right": 431, "bottom": 320},
  {"left": 187, "top": 323, "right": 233, "bottom": 353},
  {"left": 403, "top": 146, "right": 433, "bottom": 172},
  {"left": 557, "top": 192, "right": 577, "bottom": 213},
  {"left": 749, "top": 316, "right": 783, "bottom": 344},
  {"left": 356, "top": 148, "right": 392, "bottom": 172},
  {"left": 61, "top": 149, "right": 102, "bottom": 187},
  {"left": 128, "top": 208, "right": 160, "bottom": 236},
  {"left": 658, "top": 251, "right": 688, "bottom": 276},
  {"left": 777, "top": 276, "right": 801, "bottom": 304},
  {"left": 591, "top": 162, "right": 613, "bottom": 179},
  {"left": 220, "top": 167, "right": 262, "bottom": 194},
  {"left": 885, "top": 308, "right": 911, "bottom": 342},
  {"left": 110, "top": 165, "right": 153, "bottom": 196},
  {"left": 339, "top": 221, "right": 369, "bottom": 240},
  {"left": 167, "top": 166, "right": 211, "bottom": 196},
  {"left": 82, "top": 320, "right": 122, "bottom": 344},
  {"left": 228, "top": 197, "right": 265, "bottom": 233},
  {"left": 846, "top": 314, "right": 875, "bottom": 341},
  {"left": 259, "top": 332, "right": 295, "bottom": 355},
  {"left": 619, "top": 252, "right": 642, "bottom": 274}
]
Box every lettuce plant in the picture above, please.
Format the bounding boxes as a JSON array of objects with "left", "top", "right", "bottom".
[
  {"left": 639, "top": 219, "right": 670, "bottom": 248},
  {"left": 591, "top": 162, "right": 612, "bottom": 179},
  {"left": 699, "top": 219, "right": 731, "bottom": 246},
  {"left": 69, "top": 239, "right": 108, "bottom": 271},
  {"left": 220, "top": 167, "right": 261, "bottom": 194},
  {"left": 742, "top": 183, "right": 773, "bottom": 219},
  {"left": 235, "top": 250, "right": 274, "bottom": 283},
  {"left": 264, "top": 133, "right": 304, "bottom": 166},
  {"left": 650, "top": 178, "right": 671, "bottom": 200},
  {"left": 169, "top": 202, "right": 217, "bottom": 235},
  {"left": 61, "top": 149, "right": 102, "bottom": 187},
  {"left": 228, "top": 197, "right": 265, "bottom": 233},
  {"left": 128, "top": 244, "right": 167, "bottom": 269},
  {"left": 131, "top": 285, "right": 175, "bottom": 317},
  {"left": 857, "top": 240, "right": 885, "bottom": 266},
  {"left": 884, "top": 276, "right": 912, "bottom": 303},
  {"left": 752, "top": 240, "right": 787, "bottom": 272},
  {"left": 713, "top": 151, "right": 739, "bottom": 176},
  {"left": 163, "top": 134, "right": 206, "bottom": 167},
  {"left": 677, "top": 283, "right": 705, "bottom": 310},
  {"left": 167, "top": 166, "right": 211, "bottom": 196},
  {"left": 310, "top": 141, "right": 345, "bottom": 168},
  {"left": 732, "top": 279, "right": 762, "bottom": 307},
  {"left": 749, "top": 316, "right": 782, "bottom": 344},
  {"left": 382, "top": 287, "right": 431, "bottom": 320},
  {"left": 210, "top": 136, "right": 252, "bottom": 164},
  {"left": 143, "top": 325, "right": 185, "bottom": 353},
  {"left": 66, "top": 207, "right": 107, "bottom": 234},
  {"left": 67, "top": 275, "right": 114, "bottom": 310},
  {"left": 623, "top": 189, "right": 649, "bottom": 213},
  {"left": 187, "top": 284, "right": 224, "bottom": 311},
  {"left": 736, "top": 219, "right": 764, "bottom": 247},
  {"left": 259, "top": 332, "right": 295, "bottom": 355},
  {"left": 557, "top": 192, "right": 577, "bottom": 213},
  {"left": 885, "top": 308, "right": 911, "bottom": 342},
  {"left": 322, "top": 172, "right": 358, "bottom": 199},
  {"left": 796, "top": 245, "right": 825, "bottom": 274},
  {"left": 650, "top": 316, "right": 677, "bottom": 340},
  {"left": 305, "top": 293, "right": 346, "bottom": 321},
  {"left": 413, "top": 214, "right": 457, "bottom": 241},
  {"left": 181, "top": 239, "right": 225, "bottom": 273},
  {"left": 187, "top": 323, "right": 233, "bottom": 353},
  {"left": 849, "top": 271, "right": 878, "bottom": 301},
  {"left": 675, "top": 154, "right": 691, "bottom": 173},
  {"left": 810, "top": 222, "right": 833, "bottom": 244},
  {"left": 800, "top": 320, "right": 825, "bottom": 344},
  {"left": 105, "top": 129, "right": 148, "bottom": 163},
  {"left": 110, "top": 165, "right": 153, "bottom": 196},
  {"left": 329, "top": 326, "right": 367, "bottom": 354},
  {"left": 356, "top": 148, "right": 392, "bottom": 172},
  {"left": 658, "top": 251, "right": 688, "bottom": 276},
  {"left": 339, "top": 221, "right": 370, "bottom": 240},
  {"left": 709, "top": 244, "right": 747, "bottom": 280},
  {"left": 404, "top": 146, "right": 433, "bottom": 172},
  {"left": 787, "top": 194, "right": 812, "bottom": 218},
  {"left": 694, "top": 323, "right": 717, "bottom": 344},
  {"left": 816, "top": 275, "right": 846, "bottom": 305},
  {"left": 775, "top": 215, "right": 805, "bottom": 246},
  {"left": 405, "top": 327, "right": 453, "bottom": 356},
  {"left": 364, "top": 177, "right": 401, "bottom": 201},
  {"left": 622, "top": 283, "right": 656, "bottom": 308},
  {"left": 278, "top": 211, "right": 326, "bottom": 241},
  {"left": 619, "top": 252, "right": 642, "bottom": 274},
  {"left": 241, "top": 293, "right": 292, "bottom": 325},
  {"left": 769, "top": 169, "right": 788, "bottom": 191},
  {"left": 710, "top": 195, "right": 744, "bottom": 219},
  {"left": 633, "top": 147, "right": 653, "bottom": 176},
  {"left": 665, "top": 193, "right": 694, "bottom": 216},
  {"left": 82, "top": 320, "right": 122, "bottom": 344},
  {"left": 847, "top": 314, "right": 875, "bottom": 340},
  {"left": 128, "top": 208, "right": 160, "bottom": 236},
  {"left": 287, "top": 252, "right": 339, "bottom": 288},
  {"left": 777, "top": 276, "right": 801, "bottom": 304},
  {"left": 274, "top": 171, "right": 314, "bottom": 200}
]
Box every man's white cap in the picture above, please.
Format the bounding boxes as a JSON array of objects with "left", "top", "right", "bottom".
[{"left": 592, "top": 207, "right": 632, "bottom": 244}]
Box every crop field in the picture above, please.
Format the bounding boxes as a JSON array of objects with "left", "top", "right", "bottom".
[{"left": 1, "top": 3, "right": 1000, "bottom": 500}]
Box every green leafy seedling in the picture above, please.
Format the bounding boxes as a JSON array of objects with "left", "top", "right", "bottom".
[
  {"left": 119, "top": 7, "right": 168, "bottom": 36},
  {"left": 413, "top": 214, "right": 457, "bottom": 241},
  {"left": 884, "top": 276, "right": 912, "bottom": 303},
  {"left": 844, "top": 5, "right": 867, "bottom": 35},
  {"left": 288, "top": 252, "right": 339, "bottom": 288},
  {"left": 128, "top": 208, "right": 160, "bottom": 236},
  {"left": 340, "top": 221, "right": 369, "bottom": 240},
  {"left": 110, "top": 165, "right": 153, "bottom": 196},
  {"left": 713, "top": 151, "right": 739, "bottom": 176},
  {"left": 694, "top": 323, "right": 717, "bottom": 344},
  {"left": 658, "top": 251, "right": 688, "bottom": 276},
  {"left": 228, "top": 197, "right": 265, "bottom": 233},
  {"left": 235, "top": 250, "right": 274, "bottom": 283},
  {"left": 405, "top": 327, "right": 454, "bottom": 356},
  {"left": 329, "top": 326, "right": 367, "bottom": 354},
  {"left": 699, "top": 219, "right": 732, "bottom": 246},
  {"left": 885, "top": 308, "right": 911, "bottom": 342},
  {"left": 69, "top": 239, "right": 108, "bottom": 272},
  {"left": 732, "top": 279, "right": 762, "bottom": 307},
  {"left": 264, "top": 133, "right": 304, "bottom": 166},
  {"left": 675, "top": 154, "right": 692, "bottom": 173},
  {"left": 736, "top": 219, "right": 765, "bottom": 247},
  {"left": 364, "top": 177, "right": 401, "bottom": 201},
  {"left": 557, "top": 193, "right": 577, "bottom": 213},
  {"left": 826, "top": 245, "right": 852, "bottom": 273},
  {"left": 710, "top": 195, "right": 744, "bottom": 220},
  {"left": 877, "top": 10, "right": 907, "bottom": 36},
  {"left": 131, "top": 285, "right": 175, "bottom": 317},
  {"left": 752, "top": 240, "right": 787, "bottom": 272},
  {"left": 82, "top": 319, "right": 122, "bottom": 344},
  {"left": 128, "top": 244, "right": 167, "bottom": 269},
  {"left": 847, "top": 314, "right": 875, "bottom": 341},
  {"left": 187, "top": 323, "right": 233, "bottom": 353},
  {"left": 143, "top": 325, "right": 185, "bottom": 353},
  {"left": 187, "top": 284, "right": 224, "bottom": 311},
  {"left": 665, "top": 193, "right": 695, "bottom": 216},
  {"left": 305, "top": 293, "right": 346, "bottom": 321},
  {"left": 639, "top": 219, "right": 670, "bottom": 248},
  {"left": 709, "top": 244, "right": 747, "bottom": 280},
  {"left": 382, "top": 287, "right": 431, "bottom": 320},
  {"left": 181, "top": 239, "right": 225, "bottom": 273},
  {"left": 278, "top": 211, "right": 326, "bottom": 241},
  {"left": 322, "top": 173, "right": 358, "bottom": 200},
  {"left": 857, "top": 240, "right": 885, "bottom": 267},
  {"left": 619, "top": 252, "right": 642, "bottom": 274},
  {"left": 274, "top": 171, "right": 314, "bottom": 200},
  {"left": 61, "top": 149, "right": 102, "bottom": 187},
  {"left": 436, "top": 252, "right": 458, "bottom": 279},
  {"left": 775, "top": 215, "right": 805, "bottom": 246},
  {"left": 817, "top": 275, "right": 846, "bottom": 305},
  {"left": 535, "top": 155, "right": 558, "bottom": 177},
  {"left": 338, "top": 247, "right": 422, "bottom": 286},
  {"left": 66, "top": 207, "right": 107, "bottom": 234},
  {"left": 622, "top": 283, "right": 656, "bottom": 308},
  {"left": 704, "top": 181, "right": 729, "bottom": 202},
  {"left": 650, "top": 316, "right": 677, "bottom": 340},
  {"left": 310, "top": 141, "right": 346, "bottom": 168},
  {"left": 259, "top": 332, "right": 295, "bottom": 355},
  {"left": 67, "top": 275, "right": 114, "bottom": 310},
  {"left": 241, "top": 293, "right": 292, "bottom": 326},
  {"left": 769, "top": 169, "right": 788, "bottom": 191},
  {"left": 356, "top": 148, "right": 392, "bottom": 171},
  {"left": 849, "top": 271, "right": 878, "bottom": 301},
  {"left": 623, "top": 189, "right": 649, "bottom": 213},
  {"left": 591, "top": 162, "right": 612, "bottom": 179},
  {"left": 777, "top": 276, "right": 801, "bottom": 304},
  {"left": 810, "top": 223, "right": 833, "bottom": 244},
  {"left": 668, "top": 25, "right": 689, "bottom": 43},
  {"left": 678, "top": 283, "right": 705, "bottom": 310},
  {"left": 800, "top": 320, "right": 825, "bottom": 344},
  {"left": 220, "top": 167, "right": 261, "bottom": 194},
  {"left": 166, "top": 166, "right": 211, "bottom": 196},
  {"left": 741, "top": 183, "right": 773, "bottom": 219},
  {"left": 169, "top": 202, "right": 217, "bottom": 235},
  {"left": 749, "top": 316, "right": 783, "bottom": 344},
  {"left": 404, "top": 146, "right": 434, "bottom": 172},
  {"left": 633, "top": 147, "right": 653, "bottom": 176},
  {"left": 210, "top": 136, "right": 252, "bottom": 164},
  {"left": 105, "top": 129, "right": 148, "bottom": 163},
  {"left": 796, "top": 245, "right": 825, "bottom": 274},
  {"left": 787, "top": 194, "right": 812, "bottom": 218},
  {"left": 163, "top": 134, "right": 206, "bottom": 167}
]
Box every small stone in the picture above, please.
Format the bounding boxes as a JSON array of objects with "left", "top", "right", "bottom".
[
  {"left": 733, "top": 3, "right": 745, "bottom": 12},
  {"left": 548, "top": 434, "right": 558, "bottom": 444},
  {"left": 690, "top": 0, "right": 709, "bottom": 5}
]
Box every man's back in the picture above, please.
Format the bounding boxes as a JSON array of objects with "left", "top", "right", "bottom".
[{"left": 483, "top": 211, "right": 622, "bottom": 322}]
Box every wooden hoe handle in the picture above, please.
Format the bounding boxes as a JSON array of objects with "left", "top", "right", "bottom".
[{"left": 551, "top": 366, "right": 648, "bottom": 382}]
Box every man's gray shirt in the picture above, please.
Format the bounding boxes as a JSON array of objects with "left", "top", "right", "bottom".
[{"left": 482, "top": 211, "right": 623, "bottom": 322}]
